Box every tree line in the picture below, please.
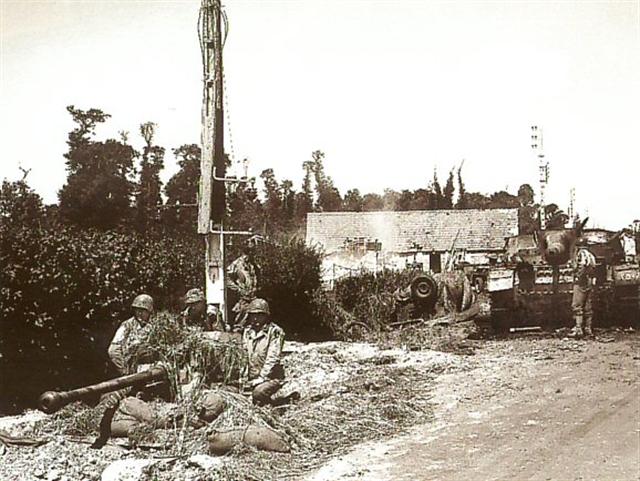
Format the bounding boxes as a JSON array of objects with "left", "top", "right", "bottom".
[{"left": 5, "top": 106, "right": 570, "bottom": 237}]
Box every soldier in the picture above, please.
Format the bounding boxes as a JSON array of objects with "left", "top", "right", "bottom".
[
  {"left": 227, "top": 251, "right": 258, "bottom": 329},
  {"left": 108, "top": 294, "right": 155, "bottom": 375},
  {"left": 570, "top": 240, "right": 597, "bottom": 338},
  {"left": 241, "top": 298, "right": 286, "bottom": 406},
  {"left": 99, "top": 294, "right": 169, "bottom": 442},
  {"left": 98, "top": 293, "right": 213, "bottom": 443},
  {"left": 180, "top": 288, "right": 225, "bottom": 331}
]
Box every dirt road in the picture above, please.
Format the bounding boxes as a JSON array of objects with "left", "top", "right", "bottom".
[{"left": 310, "top": 333, "right": 640, "bottom": 481}]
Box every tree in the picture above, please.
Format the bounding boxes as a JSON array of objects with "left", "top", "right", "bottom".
[
  {"left": 430, "top": 169, "right": 444, "bottom": 209},
  {"left": 488, "top": 191, "right": 519, "bottom": 209},
  {"left": 456, "top": 164, "right": 467, "bottom": 209},
  {"left": 311, "top": 151, "right": 342, "bottom": 212},
  {"left": 443, "top": 169, "right": 455, "bottom": 209},
  {"left": 545, "top": 204, "right": 569, "bottom": 229},
  {"left": 260, "top": 168, "right": 283, "bottom": 234},
  {"left": 227, "top": 180, "right": 262, "bottom": 232},
  {"left": 362, "top": 193, "right": 384, "bottom": 211},
  {"left": 135, "top": 122, "right": 164, "bottom": 233},
  {"left": 396, "top": 189, "right": 414, "bottom": 211},
  {"left": 382, "top": 189, "right": 400, "bottom": 211},
  {"left": 280, "top": 179, "right": 296, "bottom": 228},
  {"left": 517, "top": 184, "right": 535, "bottom": 206},
  {"left": 410, "top": 188, "right": 431, "bottom": 210},
  {"left": 58, "top": 106, "right": 137, "bottom": 230},
  {"left": 464, "top": 192, "right": 491, "bottom": 209},
  {"left": 294, "top": 160, "right": 314, "bottom": 221},
  {"left": 342, "top": 189, "right": 363, "bottom": 212},
  {"left": 0, "top": 177, "right": 45, "bottom": 230},
  {"left": 163, "top": 144, "right": 201, "bottom": 231}
]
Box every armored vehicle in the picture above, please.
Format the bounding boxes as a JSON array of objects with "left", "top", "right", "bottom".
[{"left": 484, "top": 223, "right": 639, "bottom": 329}]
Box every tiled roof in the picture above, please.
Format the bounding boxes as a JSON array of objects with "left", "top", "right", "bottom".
[{"left": 306, "top": 209, "right": 519, "bottom": 254}]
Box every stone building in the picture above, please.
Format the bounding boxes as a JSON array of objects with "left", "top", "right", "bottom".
[{"left": 306, "top": 208, "right": 519, "bottom": 284}]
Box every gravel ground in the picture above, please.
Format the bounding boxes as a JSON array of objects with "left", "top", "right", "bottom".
[{"left": 0, "top": 339, "right": 464, "bottom": 481}]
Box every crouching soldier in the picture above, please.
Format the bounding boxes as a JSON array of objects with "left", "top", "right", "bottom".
[
  {"left": 241, "top": 298, "right": 286, "bottom": 406},
  {"left": 108, "top": 294, "right": 155, "bottom": 375},
  {"left": 180, "top": 288, "right": 225, "bottom": 331},
  {"left": 97, "top": 294, "right": 172, "bottom": 444}
]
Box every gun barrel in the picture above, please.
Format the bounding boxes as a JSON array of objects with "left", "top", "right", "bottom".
[{"left": 38, "top": 366, "right": 167, "bottom": 414}]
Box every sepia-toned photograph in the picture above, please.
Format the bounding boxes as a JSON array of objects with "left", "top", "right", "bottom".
[{"left": 0, "top": 0, "right": 638, "bottom": 479}]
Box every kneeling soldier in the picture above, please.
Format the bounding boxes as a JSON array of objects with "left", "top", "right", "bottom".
[{"left": 242, "top": 298, "right": 286, "bottom": 406}]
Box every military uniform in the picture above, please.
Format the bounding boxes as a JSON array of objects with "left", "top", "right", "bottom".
[
  {"left": 227, "top": 254, "right": 258, "bottom": 327},
  {"left": 179, "top": 303, "right": 224, "bottom": 331},
  {"left": 243, "top": 322, "right": 286, "bottom": 405},
  {"left": 571, "top": 246, "right": 597, "bottom": 338},
  {"left": 180, "top": 288, "right": 225, "bottom": 331},
  {"left": 101, "top": 294, "right": 169, "bottom": 439},
  {"left": 240, "top": 299, "right": 286, "bottom": 406},
  {"left": 108, "top": 317, "right": 154, "bottom": 375}
]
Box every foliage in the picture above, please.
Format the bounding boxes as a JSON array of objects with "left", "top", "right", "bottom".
[
  {"left": 0, "top": 178, "right": 45, "bottom": 230},
  {"left": 456, "top": 164, "right": 467, "bottom": 208},
  {"left": 227, "top": 180, "right": 263, "bottom": 232},
  {"left": 163, "top": 144, "right": 201, "bottom": 231},
  {"left": 342, "top": 188, "right": 364, "bottom": 212},
  {"left": 545, "top": 203, "right": 569, "bottom": 229},
  {"left": 141, "top": 312, "right": 247, "bottom": 392},
  {"left": 362, "top": 192, "right": 384, "bottom": 211},
  {"left": 247, "top": 237, "right": 330, "bottom": 340},
  {"left": 135, "top": 122, "right": 165, "bottom": 233},
  {"left": 443, "top": 169, "right": 455, "bottom": 208},
  {"left": 58, "top": 106, "right": 137, "bottom": 230},
  {"left": 0, "top": 225, "right": 203, "bottom": 412},
  {"left": 334, "top": 269, "right": 418, "bottom": 329},
  {"left": 311, "top": 151, "right": 342, "bottom": 212},
  {"left": 293, "top": 160, "right": 314, "bottom": 222}
]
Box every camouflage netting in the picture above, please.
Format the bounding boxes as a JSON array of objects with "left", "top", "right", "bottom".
[
  {"left": 26, "top": 337, "right": 444, "bottom": 481},
  {"left": 131, "top": 313, "right": 248, "bottom": 393}
]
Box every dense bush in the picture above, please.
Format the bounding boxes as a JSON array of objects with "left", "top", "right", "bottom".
[
  {"left": 334, "top": 269, "right": 420, "bottom": 328},
  {"left": 249, "top": 237, "right": 331, "bottom": 341},
  {"left": 0, "top": 226, "right": 203, "bottom": 412}
]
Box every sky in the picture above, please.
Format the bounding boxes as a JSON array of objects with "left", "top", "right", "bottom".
[{"left": 1, "top": 0, "right": 638, "bottom": 230}]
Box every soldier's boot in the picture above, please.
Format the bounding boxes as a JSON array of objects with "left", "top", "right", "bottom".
[
  {"left": 569, "top": 315, "right": 584, "bottom": 338},
  {"left": 583, "top": 314, "right": 594, "bottom": 338}
]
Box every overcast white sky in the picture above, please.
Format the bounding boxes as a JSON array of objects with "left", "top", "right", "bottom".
[{"left": 1, "top": 0, "right": 638, "bottom": 229}]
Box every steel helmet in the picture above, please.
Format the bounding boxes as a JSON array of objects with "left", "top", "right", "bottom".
[
  {"left": 131, "top": 294, "right": 154, "bottom": 312},
  {"left": 246, "top": 298, "right": 270, "bottom": 315},
  {"left": 185, "top": 288, "right": 206, "bottom": 304}
]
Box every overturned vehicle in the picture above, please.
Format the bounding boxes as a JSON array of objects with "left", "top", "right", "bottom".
[{"left": 484, "top": 220, "right": 640, "bottom": 329}]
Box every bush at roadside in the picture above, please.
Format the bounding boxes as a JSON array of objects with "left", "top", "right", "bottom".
[{"left": 0, "top": 226, "right": 203, "bottom": 412}]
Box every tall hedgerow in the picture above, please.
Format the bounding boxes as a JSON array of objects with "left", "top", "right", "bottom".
[
  {"left": 0, "top": 226, "right": 203, "bottom": 412},
  {"left": 247, "top": 237, "right": 331, "bottom": 341}
]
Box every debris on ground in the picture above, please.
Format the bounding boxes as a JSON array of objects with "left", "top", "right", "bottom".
[{"left": 0, "top": 339, "right": 460, "bottom": 481}]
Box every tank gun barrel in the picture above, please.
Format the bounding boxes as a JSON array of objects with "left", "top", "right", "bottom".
[{"left": 38, "top": 366, "right": 167, "bottom": 414}]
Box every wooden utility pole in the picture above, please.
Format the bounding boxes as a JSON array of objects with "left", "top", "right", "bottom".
[{"left": 198, "top": 0, "right": 227, "bottom": 316}]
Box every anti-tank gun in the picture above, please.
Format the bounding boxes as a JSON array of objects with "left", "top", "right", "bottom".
[
  {"left": 38, "top": 366, "right": 168, "bottom": 414},
  {"left": 37, "top": 328, "right": 244, "bottom": 415}
]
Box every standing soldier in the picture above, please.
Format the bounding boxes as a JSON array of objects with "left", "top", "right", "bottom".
[
  {"left": 180, "top": 288, "right": 225, "bottom": 331},
  {"left": 241, "top": 298, "right": 286, "bottom": 406},
  {"left": 227, "top": 250, "right": 258, "bottom": 329},
  {"left": 571, "top": 240, "right": 597, "bottom": 338}
]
